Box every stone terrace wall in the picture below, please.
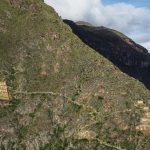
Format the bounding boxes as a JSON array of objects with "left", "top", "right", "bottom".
[{"left": 0, "top": 82, "right": 9, "bottom": 101}]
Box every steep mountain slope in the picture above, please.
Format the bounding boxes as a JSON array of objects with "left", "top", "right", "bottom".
[
  {"left": 0, "top": 0, "right": 150, "bottom": 149},
  {"left": 64, "top": 20, "right": 150, "bottom": 90}
]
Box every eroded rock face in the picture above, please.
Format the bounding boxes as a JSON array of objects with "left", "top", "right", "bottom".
[{"left": 64, "top": 20, "right": 150, "bottom": 89}]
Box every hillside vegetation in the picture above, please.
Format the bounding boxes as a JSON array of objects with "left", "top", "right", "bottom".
[{"left": 0, "top": 0, "right": 150, "bottom": 149}]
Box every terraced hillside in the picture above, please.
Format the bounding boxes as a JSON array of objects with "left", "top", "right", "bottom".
[{"left": 0, "top": 0, "right": 150, "bottom": 149}]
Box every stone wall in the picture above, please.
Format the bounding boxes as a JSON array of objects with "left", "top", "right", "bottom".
[{"left": 0, "top": 82, "right": 9, "bottom": 101}]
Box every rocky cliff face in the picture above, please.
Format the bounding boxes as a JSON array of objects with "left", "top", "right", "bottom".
[
  {"left": 0, "top": 0, "right": 150, "bottom": 150},
  {"left": 64, "top": 20, "right": 150, "bottom": 89}
]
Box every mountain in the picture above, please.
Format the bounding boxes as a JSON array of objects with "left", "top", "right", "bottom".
[
  {"left": 64, "top": 20, "right": 150, "bottom": 90},
  {"left": 76, "top": 21, "right": 94, "bottom": 27},
  {"left": 0, "top": 0, "right": 150, "bottom": 149}
]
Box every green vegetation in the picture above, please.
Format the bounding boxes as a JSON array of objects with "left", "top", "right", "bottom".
[
  {"left": 76, "top": 21, "right": 94, "bottom": 27},
  {"left": 109, "top": 28, "right": 129, "bottom": 39},
  {"left": 8, "top": 98, "right": 20, "bottom": 112},
  {"left": 18, "top": 126, "right": 28, "bottom": 139}
]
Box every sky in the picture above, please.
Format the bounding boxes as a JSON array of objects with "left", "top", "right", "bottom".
[
  {"left": 103, "top": 0, "right": 150, "bottom": 7},
  {"left": 44, "top": 0, "right": 150, "bottom": 52}
]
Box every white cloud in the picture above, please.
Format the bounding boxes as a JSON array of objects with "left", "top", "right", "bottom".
[
  {"left": 45, "top": 0, "right": 150, "bottom": 52},
  {"left": 141, "top": 42, "right": 150, "bottom": 51}
]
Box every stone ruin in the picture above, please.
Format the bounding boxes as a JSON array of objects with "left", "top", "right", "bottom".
[
  {"left": 0, "top": 81, "right": 9, "bottom": 101},
  {"left": 136, "top": 100, "right": 150, "bottom": 133}
]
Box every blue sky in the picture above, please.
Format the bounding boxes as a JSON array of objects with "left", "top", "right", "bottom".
[
  {"left": 45, "top": 0, "right": 150, "bottom": 51},
  {"left": 103, "top": 0, "right": 150, "bottom": 8}
]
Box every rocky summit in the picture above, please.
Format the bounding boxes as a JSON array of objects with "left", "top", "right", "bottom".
[{"left": 0, "top": 0, "right": 150, "bottom": 150}]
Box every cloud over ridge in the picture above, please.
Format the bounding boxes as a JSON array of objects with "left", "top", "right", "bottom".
[{"left": 45, "top": 0, "right": 150, "bottom": 51}]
